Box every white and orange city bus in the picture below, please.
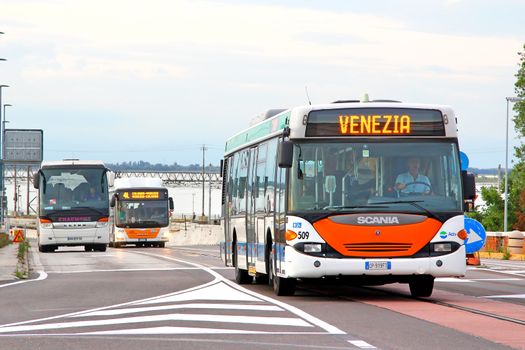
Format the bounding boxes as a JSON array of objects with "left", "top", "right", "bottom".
[
  {"left": 220, "top": 97, "right": 476, "bottom": 297},
  {"left": 109, "top": 178, "right": 173, "bottom": 248}
]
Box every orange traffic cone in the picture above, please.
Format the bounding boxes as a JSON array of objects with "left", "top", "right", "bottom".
[{"left": 466, "top": 252, "right": 480, "bottom": 266}]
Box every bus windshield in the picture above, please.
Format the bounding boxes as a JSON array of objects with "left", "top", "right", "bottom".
[
  {"left": 289, "top": 141, "right": 462, "bottom": 214},
  {"left": 115, "top": 200, "right": 169, "bottom": 228},
  {"left": 40, "top": 167, "right": 109, "bottom": 215}
]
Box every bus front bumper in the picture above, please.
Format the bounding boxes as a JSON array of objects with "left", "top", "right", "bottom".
[{"left": 283, "top": 245, "right": 466, "bottom": 279}]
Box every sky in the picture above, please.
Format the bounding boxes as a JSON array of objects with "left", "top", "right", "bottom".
[{"left": 0, "top": 0, "right": 524, "bottom": 168}]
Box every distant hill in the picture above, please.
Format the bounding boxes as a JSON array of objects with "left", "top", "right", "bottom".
[
  {"left": 107, "top": 161, "right": 220, "bottom": 172},
  {"left": 467, "top": 168, "right": 501, "bottom": 175}
]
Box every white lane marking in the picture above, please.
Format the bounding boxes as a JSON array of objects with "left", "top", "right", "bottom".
[
  {"left": 473, "top": 268, "right": 525, "bottom": 277},
  {"left": 0, "top": 271, "right": 48, "bottom": 289},
  {"left": 46, "top": 267, "right": 232, "bottom": 274},
  {"left": 72, "top": 303, "right": 283, "bottom": 317},
  {"left": 470, "top": 278, "right": 522, "bottom": 281},
  {"left": 347, "top": 340, "right": 376, "bottom": 349},
  {"left": 0, "top": 279, "right": 219, "bottom": 328},
  {"left": 0, "top": 313, "right": 312, "bottom": 333},
  {"left": 482, "top": 294, "right": 525, "bottom": 299},
  {"left": 138, "top": 281, "right": 260, "bottom": 304},
  {"left": 79, "top": 326, "right": 269, "bottom": 335},
  {"left": 132, "top": 250, "right": 346, "bottom": 335},
  {"left": 435, "top": 277, "right": 474, "bottom": 283}
]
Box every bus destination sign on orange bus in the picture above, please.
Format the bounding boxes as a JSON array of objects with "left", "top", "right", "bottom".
[
  {"left": 122, "top": 191, "right": 160, "bottom": 200},
  {"left": 338, "top": 114, "right": 411, "bottom": 135}
]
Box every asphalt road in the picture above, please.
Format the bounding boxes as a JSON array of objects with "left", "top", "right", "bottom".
[{"left": 0, "top": 243, "right": 523, "bottom": 350}]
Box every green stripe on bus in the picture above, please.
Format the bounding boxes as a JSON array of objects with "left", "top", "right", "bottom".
[{"left": 225, "top": 111, "right": 290, "bottom": 153}]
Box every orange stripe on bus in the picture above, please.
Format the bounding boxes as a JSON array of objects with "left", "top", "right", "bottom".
[{"left": 124, "top": 228, "right": 161, "bottom": 239}]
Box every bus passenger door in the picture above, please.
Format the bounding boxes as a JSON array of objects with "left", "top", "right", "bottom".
[{"left": 246, "top": 147, "right": 257, "bottom": 275}]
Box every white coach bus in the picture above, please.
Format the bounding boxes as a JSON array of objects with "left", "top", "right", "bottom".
[
  {"left": 221, "top": 98, "right": 476, "bottom": 297},
  {"left": 33, "top": 160, "right": 114, "bottom": 252}
]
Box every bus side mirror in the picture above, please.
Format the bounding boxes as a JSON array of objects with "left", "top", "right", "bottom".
[
  {"left": 107, "top": 171, "right": 115, "bottom": 187},
  {"left": 110, "top": 194, "right": 117, "bottom": 208},
  {"left": 220, "top": 159, "right": 224, "bottom": 178},
  {"left": 462, "top": 171, "right": 476, "bottom": 201},
  {"left": 169, "top": 197, "right": 174, "bottom": 210},
  {"left": 278, "top": 141, "right": 293, "bottom": 168},
  {"left": 33, "top": 172, "right": 40, "bottom": 189}
]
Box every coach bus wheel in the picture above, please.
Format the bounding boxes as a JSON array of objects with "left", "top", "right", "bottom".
[
  {"left": 96, "top": 244, "right": 107, "bottom": 252},
  {"left": 233, "top": 243, "right": 251, "bottom": 284},
  {"left": 409, "top": 275, "right": 434, "bottom": 297},
  {"left": 159, "top": 242, "right": 166, "bottom": 248},
  {"left": 84, "top": 245, "right": 93, "bottom": 252},
  {"left": 270, "top": 252, "right": 296, "bottom": 296}
]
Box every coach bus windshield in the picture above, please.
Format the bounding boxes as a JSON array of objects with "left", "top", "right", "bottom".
[
  {"left": 40, "top": 167, "right": 109, "bottom": 215},
  {"left": 288, "top": 141, "right": 462, "bottom": 214}
]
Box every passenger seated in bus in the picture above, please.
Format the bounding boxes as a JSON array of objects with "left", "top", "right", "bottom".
[
  {"left": 83, "top": 186, "right": 101, "bottom": 201},
  {"left": 342, "top": 153, "right": 375, "bottom": 202},
  {"left": 395, "top": 157, "right": 431, "bottom": 195}
]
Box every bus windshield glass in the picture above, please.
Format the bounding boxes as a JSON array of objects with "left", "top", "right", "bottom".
[
  {"left": 115, "top": 200, "right": 169, "bottom": 228},
  {"left": 289, "top": 141, "right": 462, "bottom": 214},
  {"left": 40, "top": 168, "right": 109, "bottom": 215}
]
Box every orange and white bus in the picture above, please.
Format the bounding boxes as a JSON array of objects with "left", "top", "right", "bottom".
[
  {"left": 221, "top": 97, "right": 476, "bottom": 297},
  {"left": 109, "top": 178, "right": 173, "bottom": 248}
]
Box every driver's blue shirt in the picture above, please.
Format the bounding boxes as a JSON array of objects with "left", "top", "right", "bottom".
[{"left": 395, "top": 172, "right": 431, "bottom": 194}]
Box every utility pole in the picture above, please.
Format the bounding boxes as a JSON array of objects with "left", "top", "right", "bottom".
[
  {"left": 200, "top": 145, "right": 207, "bottom": 219},
  {"left": 208, "top": 163, "right": 212, "bottom": 223}
]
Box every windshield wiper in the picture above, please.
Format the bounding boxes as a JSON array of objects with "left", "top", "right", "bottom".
[
  {"left": 370, "top": 200, "right": 440, "bottom": 221},
  {"left": 315, "top": 205, "right": 388, "bottom": 221}
]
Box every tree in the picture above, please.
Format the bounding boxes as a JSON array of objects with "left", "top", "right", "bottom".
[
  {"left": 510, "top": 45, "right": 525, "bottom": 230},
  {"left": 475, "top": 45, "right": 525, "bottom": 231}
]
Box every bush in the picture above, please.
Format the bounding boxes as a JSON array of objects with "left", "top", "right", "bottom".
[{"left": 0, "top": 233, "right": 11, "bottom": 249}]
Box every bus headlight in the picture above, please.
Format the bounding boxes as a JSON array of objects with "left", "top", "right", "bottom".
[
  {"left": 304, "top": 243, "right": 322, "bottom": 253},
  {"left": 40, "top": 219, "right": 53, "bottom": 229},
  {"left": 433, "top": 243, "right": 452, "bottom": 252}
]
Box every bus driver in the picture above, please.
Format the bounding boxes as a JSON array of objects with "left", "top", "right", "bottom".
[{"left": 395, "top": 157, "right": 431, "bottom": 195}]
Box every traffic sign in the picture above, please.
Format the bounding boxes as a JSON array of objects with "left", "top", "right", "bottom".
[
  {"left": 464, "top": 216, "right": 486, "bottom": 254},
  {"left": 460, "top": 151, "right": 469, "bottom": 171},
  {"left": 13, "top": 229, "right": 25, "bottom": 243}
]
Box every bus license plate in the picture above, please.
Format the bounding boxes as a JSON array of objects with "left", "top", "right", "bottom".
[
  {"left": 138, "top": 238, "right": 147, "bottom": 242},
  {"left": 365, "top": 261, "right": 391, "bottom": 270},
  {"left": 67, "top": 237, "right": 82, "bottom": 241}
]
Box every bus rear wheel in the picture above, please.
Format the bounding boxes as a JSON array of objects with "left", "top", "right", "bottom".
[
  {"left": 95, "top": 244, "right": 107, "bottom": 252},
  {"left": 84, "top": 245, "right": 93, "bottom": 252},
  {"left": 409, "top": 275, "right": 434, "bottom": 297}
]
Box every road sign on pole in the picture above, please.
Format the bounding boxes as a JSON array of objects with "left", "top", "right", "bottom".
[
  {"left": 12, "top": 228, "right": 24, "bottom": 243},
  {"left": 464, "top": 216, "right": 486, "bottom": 254}
]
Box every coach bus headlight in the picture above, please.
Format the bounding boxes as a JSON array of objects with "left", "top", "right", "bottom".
[
  {"left": 40, "top": 219, "right": 53, "bottom": 229},
  {"left": 96, "top": 217, "right": 109, "bottom": 228},
  {"left": 304, "top": 243, "right": 322, "bottom": 253},
  {"left": 433, "top": 243, "right": 452, "bottom": 252}
]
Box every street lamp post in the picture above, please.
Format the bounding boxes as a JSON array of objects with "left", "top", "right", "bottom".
[
  {"left": 0, "top": 85, "right": 9, "bottom": 225},
  {"left": 504, "top": 96, "right": 524, "bottom": 233}
]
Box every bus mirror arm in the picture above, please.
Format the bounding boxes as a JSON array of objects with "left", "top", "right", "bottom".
[
  {"left": 110, "top": 194, "right": 117, "bottom": 208},
  {"left": 278, "top": 141, "right": 293, "bottom": 168},
  {"left": 462, "top": 170, "right": 476, "bottom": 202},
  {"left": 169, "top": 197, "right": 174, "bottom": 211},
  {"left": 33, "top": 172, "right": 40, "bottom": 190}
]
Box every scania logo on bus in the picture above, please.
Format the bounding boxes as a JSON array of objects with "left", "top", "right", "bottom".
[
  {"left": 328, "top": 213, "right": 426, "bottom": 226},
  {"left": 357, "top": 216, "right": 400, "bottom": 225}
]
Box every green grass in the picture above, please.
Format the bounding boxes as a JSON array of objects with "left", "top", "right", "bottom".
[{"left": 0, "top": 233, "right": 11, "bottom": 249}]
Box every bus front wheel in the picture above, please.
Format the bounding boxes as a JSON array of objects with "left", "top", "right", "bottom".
[
  {"left": 270, "top": 251, "right": 296, "bottom": 296},
  {"left": 409, "top": 275, "right": 434, "bottom": 297},
  {"left": 233, "top": 243, "right": 251, "bottom": 284}
]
